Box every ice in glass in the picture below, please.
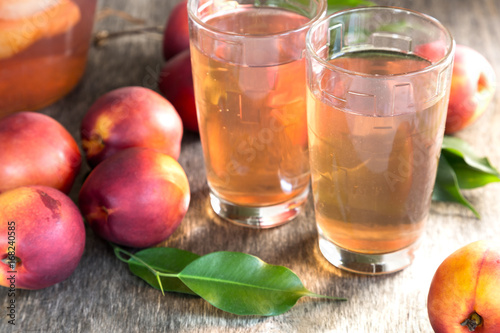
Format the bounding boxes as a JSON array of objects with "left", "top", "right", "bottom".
[
  {"left": 189, "top": 0, "right": 326, "bottom": 227},
  {"left": 306, "top": 7, "right": 455, "bottom": 273}
]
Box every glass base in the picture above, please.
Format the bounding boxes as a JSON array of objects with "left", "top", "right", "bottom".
[
  {"left": 209, "top": 187, "right": 309, "bottom": 229},
  {"left": 317, "top": 229, "right": 420, "bottom": 275}
]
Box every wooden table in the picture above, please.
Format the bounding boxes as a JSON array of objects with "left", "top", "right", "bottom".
[{"left": 1, "top": 0, "right": 499, "bottom": 332}]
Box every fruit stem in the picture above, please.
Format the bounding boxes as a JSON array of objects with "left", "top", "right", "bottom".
[
  {"left": 94, "top": 26, "right": 163, "bottom": 47},
  {"left": 1, "top": 255, "right": 21, "bottom": 270},
  {"left": 461, "top": 312, "right": 483, "bottom": 332},
  {"left": 96, "top": 8, "right": 147, "bottom": 25}
]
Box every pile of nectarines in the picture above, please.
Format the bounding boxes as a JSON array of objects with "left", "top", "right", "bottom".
[
  {"left": 78, "top": 86, "right": 191, "bottom": 249},
  {"left": 0, "top": 85, "right": 191, "bottom": 289},
  {"left": 158, "top": 0, "right": 198, "bottom": 132},
  {"left": 0, "top": 112, "right": 85, "bottom": 290}
]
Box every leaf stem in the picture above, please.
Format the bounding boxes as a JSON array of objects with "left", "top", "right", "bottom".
[
  {"left": 111, "top": 243, "right": 132, "bottom": 263},
  {"left": 306, "top": 292, "right": 348, "bottom": 301},
  {"left": 111, "top": 243, "right": 179, "bottom": 295}
]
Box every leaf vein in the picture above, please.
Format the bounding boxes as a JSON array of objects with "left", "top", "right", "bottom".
[{"left": 179, "top": 274, "right": 307, "bottom": 295}]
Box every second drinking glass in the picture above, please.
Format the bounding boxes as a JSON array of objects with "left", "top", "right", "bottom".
[
  {"left": 188, "top": 0, "right": 327, "bottom": 228},
  {"left": 306, "top": 7, "right": 455, "bottom": 274}
]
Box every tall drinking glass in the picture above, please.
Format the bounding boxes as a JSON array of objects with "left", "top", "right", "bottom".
[
  {"left": 306, "top": 7, "right": 455, "bottom": 274},
  {"left": 188, "top": 0, "right": 326, "bottom": 228}
]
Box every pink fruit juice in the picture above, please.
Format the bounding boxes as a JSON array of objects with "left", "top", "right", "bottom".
[
  {"left": 191, "top": 6, "right": 311, "bottom": 206},
  {"left": 308, "top": 50, "right": 448, "bottom": 254}
]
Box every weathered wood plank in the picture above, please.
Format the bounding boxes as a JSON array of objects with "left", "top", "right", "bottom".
[{"left": 1, "top": 0, "right": 499, "bottom": 332}]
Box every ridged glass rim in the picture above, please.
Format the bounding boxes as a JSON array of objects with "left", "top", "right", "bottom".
[
  {"left": 188, "top": 0, "right": 328, "bottom": 38},
  {"left": 306, "top": 6, "right": 455, "bottom": 78}
]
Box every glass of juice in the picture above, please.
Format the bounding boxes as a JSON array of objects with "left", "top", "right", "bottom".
[
  {"left": 188, "top": 0, "right": 326, "bottom": 228},
  {"left": 0, "top": 0, "right": 97, "bottom": 117},
  {"left": 306, "top": 7, "right": 455, "bottom": 274}
]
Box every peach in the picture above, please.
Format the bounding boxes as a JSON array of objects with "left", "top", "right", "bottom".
[
  {"left": 427, "top": 240, "right": 500, "bottom": 332},
  {"left": 0, "top": 112, "right": 81, "bottom": 194},
  {"left": 0, "top": 186, "right": 86, "bottom": 290},
  {"left": 80, "top": 86, "right": 183, "bottom": 168},
  {"left": 158, "top": 49, "right": 199, "bottom": 132},
  {"left": 414, "top": 40, "right": 447, "bottom": 64},
  {"left": 162, "top": 0, "right": 189, "bottom": 60},
  {"left": 78, "top": 147, "right": 190, "bottom": 248},
  {"left": 445, "top": 45, "right": 496, "bottom": 134}
]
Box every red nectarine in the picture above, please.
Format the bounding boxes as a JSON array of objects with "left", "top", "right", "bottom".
[
  {"left": 162, "top": 0, "right": 189, "bottom": 60},
  {"left": 445, "top": 45, "right": 496, "bottom": 134},
  {"left": 80, "top": 86, "right": 183, "bottom": 168},
  {"left": 0, "top": 112, "right": 81, "bottom": 194},
  {"left": 0, "top": 186, "right": 86, "bottom": 290},
  {"left": 78, "top": 147, "right": 190, "bottom": 248},
  {"left": 158, "top": 49, "right": 198, "bottom": 132},
  {"left": 414, "top": 40, "right": 447, "bottom": 64}
]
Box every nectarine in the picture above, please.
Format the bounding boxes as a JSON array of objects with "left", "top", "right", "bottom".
[
  {"left": 414, "top": 40, "right": 447, "bottom": 64},
  {"left": 80, "top": 86, "right": 183, "bottom": 167},
  {"left": 162, "top": 0, "right": 189, "bottom": 60},
  {"left": 78, "top": 147, "right": 190, "bottom": 248},
  {"left": 445, "top": 45, "right": 496, "bottom": 134},
  {"left": 0, "top": 186, "right": 86, "bottom": 290},
  {"left": 0, "top": 112, "right": 81, "bottom": 194},
  {"left": 427, "top": 240, "right": 500, "bottom": 332},
  {"left": 158, "top": 49, "right": 198, "bottom": 132}
]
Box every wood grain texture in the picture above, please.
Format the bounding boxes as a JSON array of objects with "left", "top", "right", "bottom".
[{"left": 1, "top": 0, "right": 499, "bottom": 332}]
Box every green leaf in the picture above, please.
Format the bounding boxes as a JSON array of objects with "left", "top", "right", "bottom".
[
  {"left": 327, "top": 0, "right": 376, "bottom": 13},
  {"left": 432, "top": 136, "right": 500, "bottom": 217},
  {"left": 441, "top": 151, "right": 500, "bottom": 189},
  {"left": 122, "top": 247, "right": 201, "bottom": 295},
  {"left": 433, "top": 154, "right": 480, "bottom": 218},
  {"left": 114, "top": 246, "right": 346, "bottom": 316},
  {"left": 178, "top": 251, "right": 345, "bottom": 316},
  {"left": 440, "top": 136, "right": 500, "bottom": 189},
  {"left": 441, "top": 136, "right": 500, "bottom": 174}
]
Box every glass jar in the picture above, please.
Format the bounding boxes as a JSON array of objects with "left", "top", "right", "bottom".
[{"left": 0, "top": 0, "right": 97, "bottom": 117}]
